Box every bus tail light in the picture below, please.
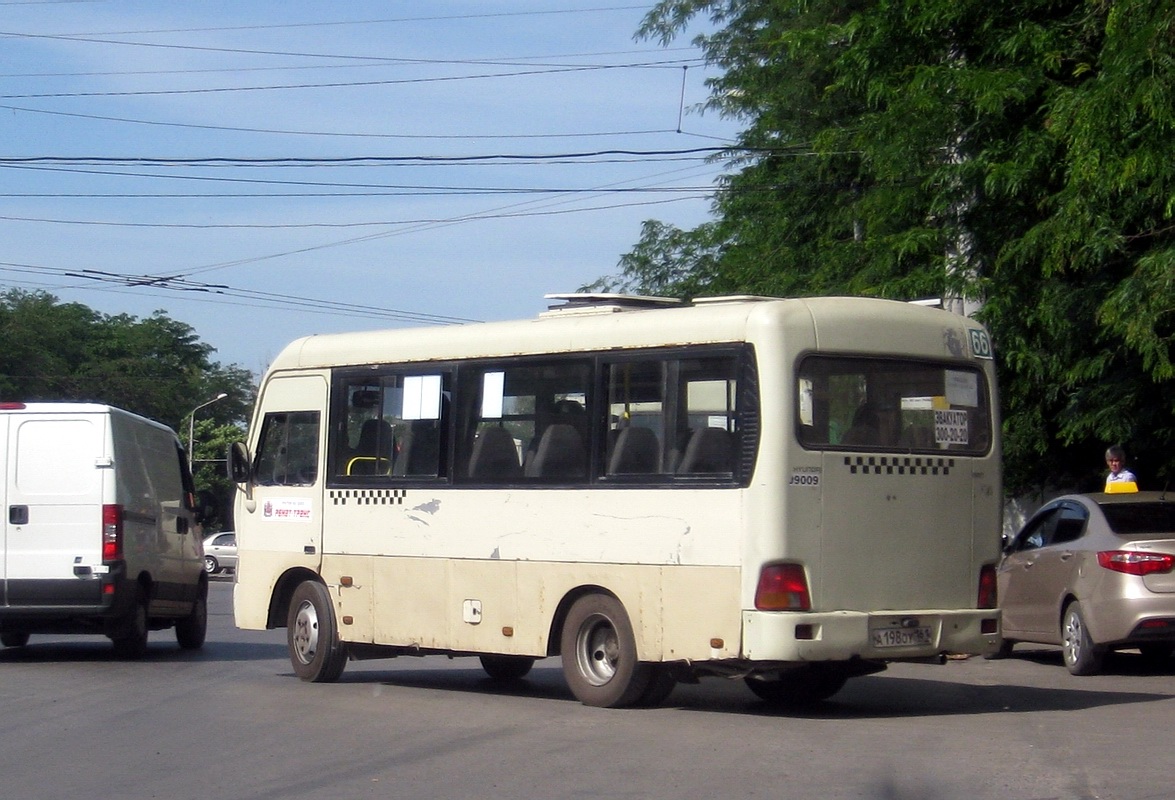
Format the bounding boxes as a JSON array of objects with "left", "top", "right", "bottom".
[
  {"left": 755, "top": 564, "right": 811, "bottom": 611},
  {"left": 977, "top": 564, "right": 997, "bottom": 609},
  {"left": 102, "top": 504, "right": 124, "bottom": 561},
  {"left": 1097, "top": 550, "right": 1175, "bottom": 576}
]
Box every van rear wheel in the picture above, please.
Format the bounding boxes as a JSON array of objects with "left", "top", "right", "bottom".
[
  {"left": 175, "top": 583, "right": 208, "bottom": 649},
  {"left": 111, "top": 591, "right": 149, "bottom": 660},
  {"left": 287, "top": 581, "right": 348, "bottom": 682}
]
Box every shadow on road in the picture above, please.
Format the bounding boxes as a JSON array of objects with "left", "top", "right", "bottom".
[
  {"left": 294, "top": 655, "right": 1175, "bottom": 719},
  {"left": 0, "top": 638, "right": 287, "bottom": 664}
]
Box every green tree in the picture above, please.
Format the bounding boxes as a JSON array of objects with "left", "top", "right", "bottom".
[
  {"left": 189, "top": 418, "right": 246, "bottom": 532},
  {"left": 0, "top": 289, "right": 254, "bottom": 524},
  {"left": 610, "top": 0, "right": 1174, "bottom": 493}
]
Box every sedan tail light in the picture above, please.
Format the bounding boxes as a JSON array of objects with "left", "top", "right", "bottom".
[{"left": 1097, "top": 550, "right": 1175, "bottom": 576}]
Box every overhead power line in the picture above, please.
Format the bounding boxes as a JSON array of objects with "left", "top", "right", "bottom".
[
  {"left": 2, "top": 6, "right": 656, "bottom": 39},
  {"left": 0, "top": 148, "right": 732, "bottom": 166},
  {"left": 0, "top": 260, "right": 478, "bottom": 325},
  {"left": 0, "top": 196, "right": 712, "bottom": 229},
  {"left": 0, "top": 60, "right": 697, "bottom": 99},
  {"left": 0, "top": 45, "right": 701, "bottom": 79},
  {"left": 0, "top": 103, "right": 726, "bottom": 143}
]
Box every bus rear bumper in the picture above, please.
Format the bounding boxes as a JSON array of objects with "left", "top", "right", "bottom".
[{"left": 742, "top": 609, "right": 1002, "bottom": 662}]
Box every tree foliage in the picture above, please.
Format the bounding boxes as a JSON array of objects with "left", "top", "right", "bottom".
[
  {"left": 0, "top": 289, "right": 253, "bottom": 525},
  {"left": 605, "top": 0, "right": 1174, "bottom": 493}
]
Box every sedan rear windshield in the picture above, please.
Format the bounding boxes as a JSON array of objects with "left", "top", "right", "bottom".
[{"left": 1100, "top": 502, "right": 1175, "bottom": 536}]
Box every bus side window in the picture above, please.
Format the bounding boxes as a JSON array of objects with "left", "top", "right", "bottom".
[
  {"left": 334, "top": 373, "right": 449, "bottom": 481},
  {"left": 604, "top": 360, "right": 667, "bottom": 477},
  {"left": 675, "top": 357, "right": 738, "bottom": 476},
  {"left": 457, "top": 360, "right": 590, "bottom": 484},
  {"left": 255, "top": 411, "right": 320, "bottom": 486}
]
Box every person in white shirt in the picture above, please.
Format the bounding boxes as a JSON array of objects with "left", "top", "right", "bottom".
[{"left": 1104, "top": 445, "right": 1137, "bottom": 488}]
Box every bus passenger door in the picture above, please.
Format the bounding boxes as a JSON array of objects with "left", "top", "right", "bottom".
[{"left": 234, "top": 374, "right": 327, "bottom": 627}]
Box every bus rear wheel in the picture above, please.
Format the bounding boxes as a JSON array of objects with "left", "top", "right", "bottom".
[
  {"left": 479, "top": 655, "right": 536, "bottom": 681},
  {"left": 744, "top": 665, "right": 848, "bottom": 706},
  {"left": 287, "top": 581, "right": 348, "bottom": 683},
  {"left": 1, "top": 632, "right": 30, "bottom": 648},
  {"left": 561, "top": 594, "right": 653, "bottom": 708}
]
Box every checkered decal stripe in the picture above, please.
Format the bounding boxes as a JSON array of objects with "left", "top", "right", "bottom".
[
  {"left": 330, "top": 489, "right": 407, "bottom": 505},
  {"left": 844, "top": 456, "right": 955, "bottom": 476}
]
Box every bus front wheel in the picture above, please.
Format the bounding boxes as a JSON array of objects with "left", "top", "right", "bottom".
[
  {"left": 287, "top": 581, "right": 348, "bottom": 683},
  {"left": 560, "top": 594, "right": 654, "bottom": 708}
]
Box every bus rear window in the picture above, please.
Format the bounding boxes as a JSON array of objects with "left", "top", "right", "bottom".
[{"left": 796, "top": 356, "right": 991, "bottom": 455}]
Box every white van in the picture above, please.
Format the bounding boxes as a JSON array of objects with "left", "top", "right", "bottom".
[{"left": 0, "top": 402, "right": 207, "bottom": 657}]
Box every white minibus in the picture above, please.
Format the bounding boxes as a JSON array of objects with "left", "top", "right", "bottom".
[{"left": 231, "top": 294, "right": 1001, "bottom": 707}]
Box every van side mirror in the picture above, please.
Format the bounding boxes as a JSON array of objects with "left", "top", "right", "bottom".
[{"left": 229, "top": 441, "right": 252, "bottom": 484}]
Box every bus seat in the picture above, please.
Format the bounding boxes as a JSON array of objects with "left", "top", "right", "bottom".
[
  {"left": 393, "top": 420, "right": 441, "bottom": 477},
  {"left": 468, "top": 426, "right": 521, "bottom": 480},
  {"left": 607, "top": 426, "right": 660, "bottom": 474},
  {"left": 524, "top": 423, "right": 586, "bottom": 479},
  {"left": 841, "top": 403, "right": 881, "bottom": 447},
  {"left": 676, "top": 427, "right": 733, "bottom": 474}
]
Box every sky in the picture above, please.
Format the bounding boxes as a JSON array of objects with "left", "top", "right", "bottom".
[{"left": 1, "top": 1, "right": 739, "bottom": 376}]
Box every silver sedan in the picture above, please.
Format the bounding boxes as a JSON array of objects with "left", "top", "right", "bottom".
[
  {"left": 201, "top": 531, "right": 237, "bottom": 575},
  {"left": 995, "top": 491, "right": 1175, "bottom": 675}
]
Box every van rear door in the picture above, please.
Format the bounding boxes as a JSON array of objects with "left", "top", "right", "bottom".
[{"left": 4, "top": 412, "right": 108, "bottom": 607}]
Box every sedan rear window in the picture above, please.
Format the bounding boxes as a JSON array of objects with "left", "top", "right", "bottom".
[{"left": 1100, "top": 503, "right": 1175, "bottom": 536}]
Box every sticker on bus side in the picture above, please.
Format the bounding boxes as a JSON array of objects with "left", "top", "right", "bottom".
[
  {"left": 788, "top": 468, "right": 822, "bottom": 488},
  {"left": 262, "top": 498, "right": 313, "bottom": 521}
]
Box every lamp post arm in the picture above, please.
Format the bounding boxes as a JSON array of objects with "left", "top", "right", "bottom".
[{"left": 187, "top": 392, "right": 228, "bottom": 472}]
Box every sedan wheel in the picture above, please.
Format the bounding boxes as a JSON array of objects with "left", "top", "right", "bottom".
[{"left": 1062, "top": 602, "right": 1105, "bottom": 676}]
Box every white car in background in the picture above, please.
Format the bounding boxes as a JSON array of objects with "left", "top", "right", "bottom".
[{"left": 202, "top": 531, "right": 237, "bottom": 575}]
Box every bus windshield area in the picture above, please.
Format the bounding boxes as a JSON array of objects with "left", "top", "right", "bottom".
[{"left": 796, "top": 355, "right": 991, "bottom": 456}]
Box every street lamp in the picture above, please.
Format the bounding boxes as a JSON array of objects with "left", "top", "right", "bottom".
[{"left": 187, "top": 393, "right": 228, "bottom": 472}]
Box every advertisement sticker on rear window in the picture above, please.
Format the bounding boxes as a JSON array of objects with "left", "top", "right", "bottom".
[{"left": 934, "top": 410, "right": 969, "bottom": 445}]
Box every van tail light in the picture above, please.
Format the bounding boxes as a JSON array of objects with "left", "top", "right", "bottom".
[
  {"left": 977, "top": 563, "right": 998, "bottom": 609},
  {"left": 102, "top": 504, "right": 124, "bottom": 561},
  {"left": 1097, "top": 550, "right": 1175, "bottom": 576},
  {"left": 755, "top": 563, "right": 811, "bottom": 611}
]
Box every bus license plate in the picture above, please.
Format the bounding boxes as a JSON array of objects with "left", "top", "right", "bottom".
[{"left": 871, "top": 626, "right": 933, "bottom": 648}]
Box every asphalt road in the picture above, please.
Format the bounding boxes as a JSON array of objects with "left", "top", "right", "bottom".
[{"left": 1, "top": 580, "right": 1172, "bottom": 800}]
